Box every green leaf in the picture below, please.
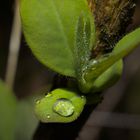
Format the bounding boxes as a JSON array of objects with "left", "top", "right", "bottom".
[
  {"left": 84, "top": 28, "right": 140, "bottom": 84},
  {"left": 15, "top": 97, "right": 39, "bottom": 140},
  {"left": 91, "top": 59, "right": 123, "bottom": 93},
  {"left": 35, "top": 88, "right": 86, "bottom": 123},
  {"left": 79, "top": 59, "right": 123, "bottom": 93},
  {"left": 20, "top": 0, "right": 95, "bottom": 77},
  {"left": 0, "top": 80, "right": 17, "bottom": 140},
  {"left": 0, "top": 80, "right": 39, "bottom": 140},
  {"left": 75, "top": 15, "right": 92, "bottom": 79}
]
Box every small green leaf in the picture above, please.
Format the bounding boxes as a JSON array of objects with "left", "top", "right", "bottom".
[
  {"left": 84, "top": 28, "right": 140, "bottom": 87},
  {"left": 91, "top": 59, "right": 123, "bottom": 93},
  {"left": 20, "top": 0, "right": 95, "bottom": 77},
  {"left": 35, "top": 88, "right": 86, "bottom": 123},
  {"left": 75, "top": 15, "right": 93, "bottom": 79},
  {"left": 0, "top": 80, "right": 17, "bottom": 140},
  {"left": 79, "top": 59, "right": 123, "bottom": 93}
]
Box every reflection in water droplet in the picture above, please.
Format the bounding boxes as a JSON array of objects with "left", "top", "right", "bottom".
[
  {"left": 47, "top": 115, "right": 51, "bottom": 119},
  {"left": 53, "top": 99, "right": 74, "bottom": 117}
]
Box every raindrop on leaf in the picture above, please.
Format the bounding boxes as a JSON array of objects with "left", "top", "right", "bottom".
[
  {"left": 53, "top": 99, "right": 74, "bottom": 117},
  {"left": 36, "top": 100, "right": 40, "bottom": 104},
  {"left": 47, "top": 114, "right": 51, "bottom": 119}
]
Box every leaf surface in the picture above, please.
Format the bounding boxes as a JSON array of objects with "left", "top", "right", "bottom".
[
  {"left": 0, "top": 80, "right": 17, "bottom": 140},
  {"left": 35, "top": 88, "right": 86, "bottom": 123},
  {"left": 20, "top": 0, "right": 94, "bottom": 77}
]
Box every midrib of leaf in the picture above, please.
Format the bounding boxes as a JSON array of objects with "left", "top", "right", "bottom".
[{"left": 50, "top": 0, "right": 72, "bottom": 53}]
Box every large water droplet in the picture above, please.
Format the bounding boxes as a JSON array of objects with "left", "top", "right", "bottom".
[{"left": 53, "top": 99, "right": 74, "bottom": 117}]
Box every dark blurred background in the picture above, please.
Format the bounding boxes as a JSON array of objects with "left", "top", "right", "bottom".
[
  {"left": 0, "top": 0, "right": 140, "bottom": 140},
  {"left": 0, "top": 0, "right": 54, "bottom": 99}
]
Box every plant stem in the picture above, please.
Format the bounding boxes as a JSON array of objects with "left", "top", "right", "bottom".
[
  {"left": 33, "top": 1, "right": 137, "bottom": 140},
  {"left": 88, "top": 0, "right": 136, "bottom": 57},
  {"left": 5, "top": 0, "right": 21, "bottom": 90},
  {"left": 34, "top": 104, "right": 95, "bottom": 140}
]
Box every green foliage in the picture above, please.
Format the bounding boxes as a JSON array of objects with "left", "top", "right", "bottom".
[
  {"left": 91, "top": 60, "right": 123, "bottom": 93},
  {"left": 0, "top": 80, "right": 17, "bottom": 140},
  {"left": 0, "top": 80, "right": 38, "bottom": 140},
  {"left": 20, "top": 0, "right": 95, "bottom": 77},
  {"left": 21, "top": 0, "right": 140, "bottom": 123},
  {"left": 15, "top": 97, "right": 38, "bottom": 140},
  {"left": 35, "top": 89, "right": 86, "bottom": 123},
  {"left": 80, "top": 28, "right": 140, "bottom": 93}
]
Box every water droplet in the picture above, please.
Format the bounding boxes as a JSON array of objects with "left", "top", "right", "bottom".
[
  {"left": 53, "top": 99, "right": 74, "bottom": 117},
  {"left": 36, "top": 100, "right": 40, "bottom": 104},
  {"left": 47, "top": 114, "right": 51, "bottom": 119},
  {"left": 45, "top": 93, "right": 52, "bottom": 98},
  {"left": 61, "top": 103, "right": 65, "bottom": 107},
  {"left": 81, "top": 95, "right": 85, "bottom": 99},
  {"left": 92, "top": 60, "right": 98, "bottom": 65},
  {"left": 132, "top": 3, "right": 136, "bottom": 8}
]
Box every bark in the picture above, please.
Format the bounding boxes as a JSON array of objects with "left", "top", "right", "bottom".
[{"left": 88, "top": 0, "right": 136, "bottom": 57}]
